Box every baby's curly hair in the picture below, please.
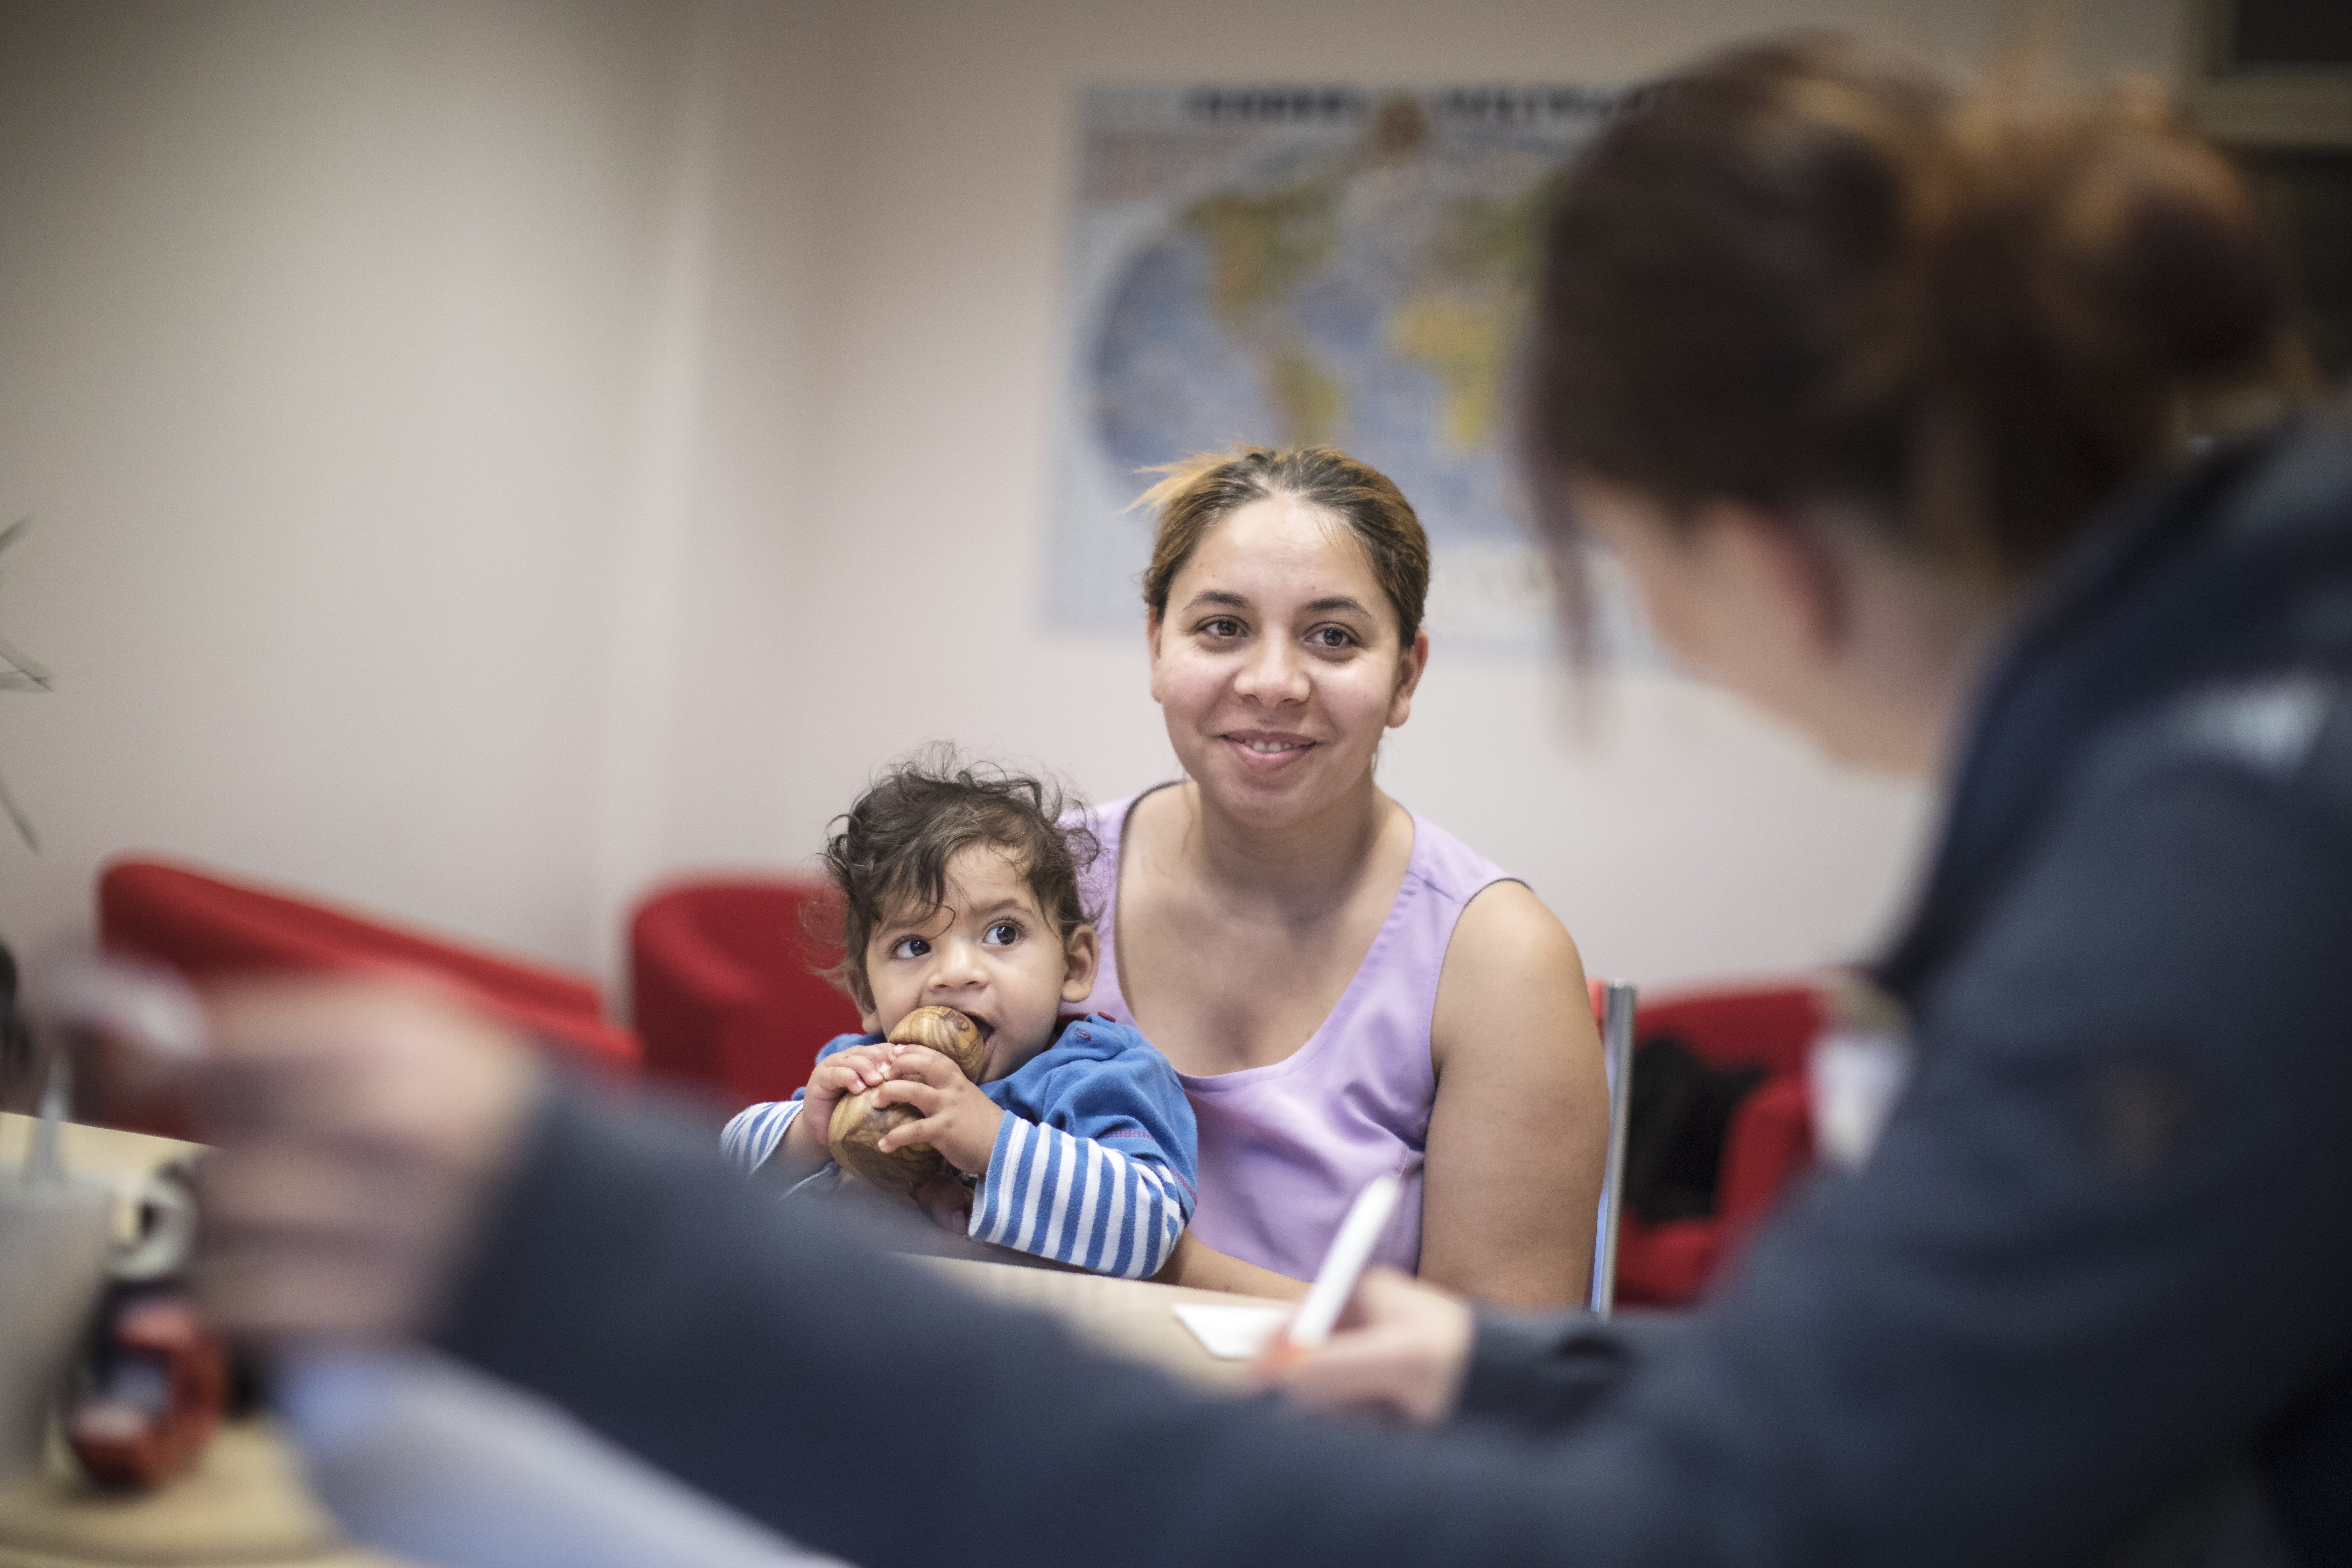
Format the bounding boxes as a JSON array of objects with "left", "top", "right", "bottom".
[{"left": 818, "top": 748, "right": 1099, "bottom": 1013}]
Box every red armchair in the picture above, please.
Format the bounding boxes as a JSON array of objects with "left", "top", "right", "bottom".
[
  {"left": 629, "top": 879, "right": 864, "bottom": 1115},
  {"left": 1612, "top": 983, "right": 1823, "bottom": 1308},
  {"left": 99, "top": 858, "right": 639, "bottom": 1071}
]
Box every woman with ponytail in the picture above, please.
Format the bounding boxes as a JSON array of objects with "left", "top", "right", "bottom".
[
  {"left": 185, "top": 33, "right": 2350, "bottom": 1568},
  {"left": 1277, "top": 35, "right": 2350, "bottom": 1558}
]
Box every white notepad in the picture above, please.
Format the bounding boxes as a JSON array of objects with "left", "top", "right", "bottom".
[{"left": 1171, "top": 1301, "right": 1292, "bottom": 1360}]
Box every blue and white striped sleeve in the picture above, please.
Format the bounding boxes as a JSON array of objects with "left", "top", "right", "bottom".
[
  {"left": 967, "top": 1117, "right": 1194, "bottom": 1279},
  {"left": 720, "top": 1099, "right": 803, "bottom": 1176},
  {"left": 719, "top": 1031, "right": 881, "bottom": 1177}
]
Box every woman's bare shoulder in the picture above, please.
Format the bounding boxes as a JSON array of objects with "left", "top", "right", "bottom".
[
  {"left": 1450, "top": 879, "right": 1584, "bottom": 972},
  {"left": 1432, "top": 880, "right": 1592, "bottom": 1069},
  {"left": 1116, "top": 781, "right": 1192, "bottom": 866}
]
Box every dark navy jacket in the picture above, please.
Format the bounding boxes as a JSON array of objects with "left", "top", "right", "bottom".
[
  {"left": 1460, "top": 421, "right": 2352, "bottom": 1563},
  {"left": 436, "top": 423, "right": 2352, "bottom": 1566}
]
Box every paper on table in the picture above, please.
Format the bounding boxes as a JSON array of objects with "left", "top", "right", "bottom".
[{"left": 1171, "top": 1302, "right": 1291, "bottom": 1360}]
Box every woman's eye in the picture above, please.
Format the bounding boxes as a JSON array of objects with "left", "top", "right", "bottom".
[
  {"left": 1310, "top": 626, "right": 1356, "bottom": 649},
  {"left": 890, "top": 936, "right": 931, "bottom": 959},
  {"left": 982, "top": 920, "right": 1020, "bottom": 946},
  {"left": 1198, "top": 617, "right": 1242, "bottom": 639}
]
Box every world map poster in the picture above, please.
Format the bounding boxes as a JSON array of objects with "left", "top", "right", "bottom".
[{"left": 1044, "top": 84, "right": 1651, "bottom": 661}]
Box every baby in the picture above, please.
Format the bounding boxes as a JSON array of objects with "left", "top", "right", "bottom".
[{"left": 721, "top": 759, "right": 1197, "bottom": 1279}]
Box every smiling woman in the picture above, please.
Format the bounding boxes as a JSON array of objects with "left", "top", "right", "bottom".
[{"left": 1074, "top": 446, "right": 1609, "bottom": 1308}]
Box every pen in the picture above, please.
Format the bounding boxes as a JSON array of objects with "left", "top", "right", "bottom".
[{"left": 1261, "top": 1172, "right": 1402, "bottom": 1372}]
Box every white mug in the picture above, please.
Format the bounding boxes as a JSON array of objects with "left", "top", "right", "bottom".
[
  {"left": 0, "top": 1162, "right": 198, "bottom": 1488},
  {"left": 0, "top": 1175, "right": 113, "bottom": 1486}
]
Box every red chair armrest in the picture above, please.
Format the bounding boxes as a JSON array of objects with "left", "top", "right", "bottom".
[
  {"left": 1612, "top": 1216, "right": 1720, "bottom": 1309},
  {"left": 99, "top": 859, "right": 637, "bottom": 1071}
]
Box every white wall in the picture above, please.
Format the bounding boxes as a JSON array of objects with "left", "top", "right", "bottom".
[
  {"left": 0, "top": 0, "right": 710, "bottom": 970},
  {"left": 0, "top": 0, "right": 2188, "bottom": 1005}
]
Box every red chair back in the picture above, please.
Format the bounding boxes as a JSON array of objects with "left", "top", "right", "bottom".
[
  {"left": 1632, "top": 985, "right": 1823, "bottom": 1079},
  {"left": 629, "top": 879, "right": 864, "bottom": 1114},
  {"left": 99, "top": 859, "right": 639, "bottom": 1071},
  {"left": 1612, "top": 981, "right": 1826, "bottom": 1308}
]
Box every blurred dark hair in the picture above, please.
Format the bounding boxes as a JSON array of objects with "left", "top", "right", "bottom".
[
  {"left": 1135, "top": 445, "right": 1432, "bottom": 645},
  {"left": 818, "top": 749, "right": 1097, "bottom": 1013},
  {"left": 1525, "top": 34, "right": 2308, "bottom": 584}
]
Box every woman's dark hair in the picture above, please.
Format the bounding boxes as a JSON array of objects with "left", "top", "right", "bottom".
[
  {"left": 817, "top": 750, "right": 1098, "bottom": 1013},
  {"left": 1525, "top": 35, "right": 2306, "bottom": 580},
  {"left": 1135, "top": 445, "right": 1432, "bottom": 644}
]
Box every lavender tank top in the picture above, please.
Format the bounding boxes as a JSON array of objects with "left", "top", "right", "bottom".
[{"left": 1072, "top": 788, "right": 1516, "bottom": 1280}]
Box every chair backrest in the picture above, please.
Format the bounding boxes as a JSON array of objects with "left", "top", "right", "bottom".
[
  {"left": 1589, "top": 978, "right": 1638, "bottom": 1317},
  {"left": 1633, "top": 985, "right": 1823, "bottom": 1078},
  {"left": 629, "top": 878, "right": 863, "bottom": 1108},
  {"left": 99, "top": 858, "right": 640, "bottom": 1070},
  {"left": 1605, "top": 979, "right": 1828, "bottom": 1309}
]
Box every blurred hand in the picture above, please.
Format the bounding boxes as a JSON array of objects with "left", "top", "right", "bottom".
[
  {"left": 909, "top": 1169, "right": 975, "bottom": 1236},
  {"left": 1251, "top": 1268, "right": 1475, "bottom": 1425},
  {"left": 190, "top": 977, "right": 541, "bottom": 1344}
]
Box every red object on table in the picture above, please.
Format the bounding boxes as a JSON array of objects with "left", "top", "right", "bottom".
[
  {"left": 630, "top": 879, "right": 865, "bottom": 1115},
  {"left": 1613, "top": 983, "right": 1824, "bottom": 1308},
  {"left": 98, "top": 858, "right": 639, "bottom": 1071},
  {"left": 64, "top": 1292, "right": 227, "bottom": 1491}
]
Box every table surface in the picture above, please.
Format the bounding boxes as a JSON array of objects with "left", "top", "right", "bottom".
[
  {"left": 913, "top": 1256, "right": 1265, "bottom": 1389},
  {"left": 0, "top": 1114, "right": 203, "bottom": 1229},
  {"left": 0, "top": 1113, "right": 1265, "bottom": 1565}
]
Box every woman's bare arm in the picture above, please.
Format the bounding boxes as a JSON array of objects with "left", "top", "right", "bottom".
[
  {"left": 1420, "top": 881, "right": 1608, "bottom": 1309},
  {"left": 1154, "top": 1230, "right": 1310, "bottom": 1300}
]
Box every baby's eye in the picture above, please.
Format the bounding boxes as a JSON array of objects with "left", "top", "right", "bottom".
[
  {"left": 890, "top": 935, "right": 932, "bottom": 959},
  {"left": 982, "top": 920, "right": 1021, "bottom": 946}
]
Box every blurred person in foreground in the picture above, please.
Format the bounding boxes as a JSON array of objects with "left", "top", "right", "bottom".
[{"left": 190, "top": 36, "right": 2350, "bottom": 1567}]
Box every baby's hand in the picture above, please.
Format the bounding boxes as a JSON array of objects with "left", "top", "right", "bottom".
[
  {"left": 910, "top": 1170, "right": 974, "bottom": 1237},
  {"left": 873, "top": 1046, "right": 1004, "bottom": 1176},
  {"left": 779, "top": 1043, "right": 899, "bottom": 1171}
]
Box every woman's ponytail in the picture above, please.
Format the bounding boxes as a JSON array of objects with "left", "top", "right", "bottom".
[
  {"left": 1912, "top": 79, "right": 2302, "bottom": 566},
  {"left": 1528, "top": 34, "right": 2308, "bottom": 577}
]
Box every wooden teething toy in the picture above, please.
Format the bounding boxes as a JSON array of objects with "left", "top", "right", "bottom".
[{"left": 827, "top": 1005, "right": 987, "bottom": 1195}]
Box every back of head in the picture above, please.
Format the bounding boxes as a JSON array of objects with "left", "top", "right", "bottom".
[{"left": 1527, "top": 34, "right": 2306, "bottom": 577}]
